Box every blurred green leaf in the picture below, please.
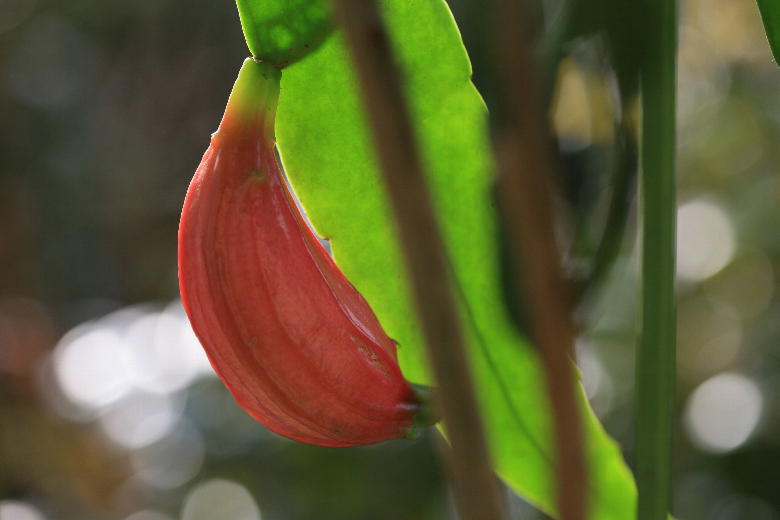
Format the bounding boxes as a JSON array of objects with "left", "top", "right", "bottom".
[
  {"left": 235, "top": 0, "right": 333, "bottom": 67},
  {"left": 275, "top": 0, "right": 636, "bottom": 517},
  {"left": 757, "top": 0, "right": 780, "bottom": 65}
]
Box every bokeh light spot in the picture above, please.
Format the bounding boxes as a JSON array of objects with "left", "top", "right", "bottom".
[
  {"left": 126, "top": 301, "right": 214, "bottom": 395},
  {"left": 0, "top": 501, "right": 46, "bottom": 520},
  {"left": 54, "top": 324, "right": 133, "bottom": 410},
  {"left": 181, "top": 479, "right": 261, "bottom": 520},
  {"left": 677, "top": 199, "right": 735, "bottom": 282},
  {"left": 551, "top": 57, "right": 616, "bottom": 149},
  {"left": 99, "top": 391, "right": 184, "bottom": 450},
  {"left": 132, "top": 419, "right": 204, "bottom": 490},
  {"left": 684, "top": 372, "right": 762, "bottom": 453}
]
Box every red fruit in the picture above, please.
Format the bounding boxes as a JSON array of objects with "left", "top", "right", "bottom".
[{"left": 178, "top": 59, "right": 430, "bottom": 447}]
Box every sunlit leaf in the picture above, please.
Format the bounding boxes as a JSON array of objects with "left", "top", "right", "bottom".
[
  {"left": 235, "top": 0, "right": 333, "bottom": 67},
  {"left": 275, "top": 1, "right": 637, "bottom": 517},
  {"left": 757, "top": 0, "right": 780, "bottom": 65}
]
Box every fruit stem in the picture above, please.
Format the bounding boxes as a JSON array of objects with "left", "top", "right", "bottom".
[{"left": 220, "top": 58, "right": 282, "bottom": 139}]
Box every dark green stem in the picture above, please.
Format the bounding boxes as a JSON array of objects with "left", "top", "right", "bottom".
[{"left": 636, "top": 0, "right": 677, "bottom": 518}]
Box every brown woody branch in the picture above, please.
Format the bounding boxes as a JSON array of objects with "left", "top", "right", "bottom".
[
  {"left": 486, "top": 0, "right": 587, "bottom": 519},
  {"left": 330, "top": 1, "right": 507, "bottom": 520}
]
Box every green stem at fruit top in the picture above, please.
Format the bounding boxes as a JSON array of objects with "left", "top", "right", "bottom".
[{"left": 220, "top": 59, "right": 281, "bottom": 138}]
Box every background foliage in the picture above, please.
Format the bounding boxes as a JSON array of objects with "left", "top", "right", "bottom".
[{"left": 0, "top": 0, "right": 778, "bottom": 519}]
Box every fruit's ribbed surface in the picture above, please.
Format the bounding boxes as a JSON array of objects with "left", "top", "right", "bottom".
[{"left": 178, "top": 59, "right": 419, "bottom": 447}]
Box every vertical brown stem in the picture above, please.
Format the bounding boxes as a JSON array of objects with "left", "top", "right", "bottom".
[
  {"left": 330, "top": 1, "right": 506, "bottom": 520},
  {"left": 486, "top": 0, "right": 587, "bottom": 519}
]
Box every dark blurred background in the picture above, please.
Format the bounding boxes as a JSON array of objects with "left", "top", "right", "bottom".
[{"left": 0, "top": 0, "right": 779, "bottom": 519}]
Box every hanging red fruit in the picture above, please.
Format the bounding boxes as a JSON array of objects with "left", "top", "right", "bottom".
[{"left": 178, "top": 58, "right": 434, "bottom": 447}]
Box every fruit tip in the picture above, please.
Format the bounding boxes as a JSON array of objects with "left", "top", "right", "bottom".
[{"left": 411, "top": 384, "right": 442, "bottom": 429}]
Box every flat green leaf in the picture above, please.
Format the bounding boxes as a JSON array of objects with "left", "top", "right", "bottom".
[
  {"left": 757, "top": 0, "right": 780, "bottom": 65},
  {"left": 274, "top": 1, "right": 636, "bottom": 517},
  {"left": 235, "top": 0, "right": 333, "bottom": 66}
]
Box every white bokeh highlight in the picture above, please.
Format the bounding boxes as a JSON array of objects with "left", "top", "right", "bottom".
[
  {"left": 132, "top": 419, "right": 205, "bottom": 490},
  {"left": 181, "top": 480, "right": 261, "bottom": 520},
  {"left": 54, "top": 324, "right": 134, "bottom": 409},
  {"left": 684, "top": 372, "right": 763, "bottom": 453},
  {"left": 677, "top": 200, "right": 736, "bottom": 282},
  {"left": 99, "top": 391, "right": 184, "bottom": 449},
  {"left": 52, "top": 301, "right": 214, "bottom": 416},
  {"left": 0, "top": 501, "right": 47, "bottom": 520}
]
